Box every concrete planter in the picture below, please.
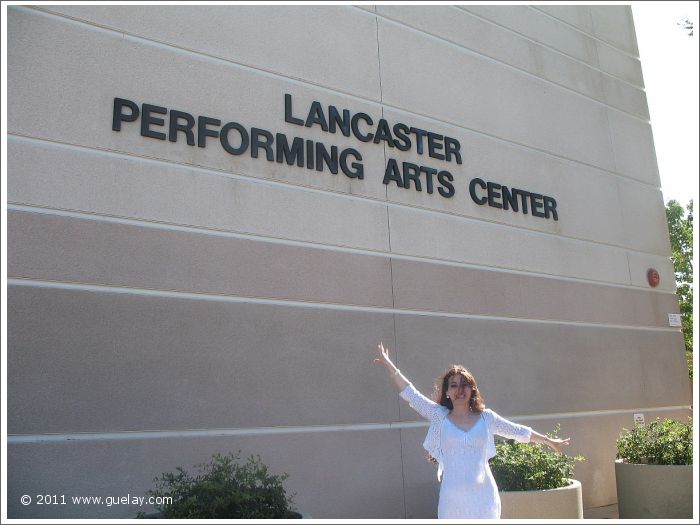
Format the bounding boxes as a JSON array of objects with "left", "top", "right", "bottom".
[
  {"left": 499, "top": 479, "right": 583, "bottom": 519},
  {"left": 615, "top": 460, "right": 693, "bottom": 518}
]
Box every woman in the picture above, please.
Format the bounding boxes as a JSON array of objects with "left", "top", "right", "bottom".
[{"left": 373, "top": 342, "right": 570, "bottom": 519}]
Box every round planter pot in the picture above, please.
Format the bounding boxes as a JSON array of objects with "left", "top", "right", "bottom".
[
  {"left": 615, "top": 460, "right": 693, "bottom": 518},
  {"left": 499, "top": 479, "right": 583, "bottom": 519}
]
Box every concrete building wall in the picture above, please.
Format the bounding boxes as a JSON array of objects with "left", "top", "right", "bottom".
[{"left": 7, "top": 5, "right": 690, "bottom": 518}]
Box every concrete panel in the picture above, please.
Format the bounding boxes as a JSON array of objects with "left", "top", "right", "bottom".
[
  {"left": 607, "top": 110, "right": 661, "bottom": 185},
  {"left": 596, "top": 43, "right": 644, "bottom": 88},
  {"left": 387, "top": 205, "right": 641, "bottom": 287},
  {"left": 465, "top": 6, "right": 644, "bottom": 89},
  {"left": 35, "top": 5, "right": 382, "bottom": 101},
  {"left": 8, "top": 210, "right": 394, "bottom": 308},
  {"left": 7, "top": 285, "right": 397, "bottom": 434},
  {"left": 460, "top": 5, "right": 600, "bottom": 67},
  {"left": 531, "top": 5, "right": 595, "bottom": 33},
  {"left": 6, "top": 7, "right": 386, "bottom": 199},
  {"left": 601, "top": 75, "right": 648, "bottom": 120},
  {"left": 377, "top": 5, "right": 647, "bottom": 119},
  {"left": 392, "top": 315, "right": 690, "bottom": 419},
  {"left": 535, "top": 5, "right": 644, "bottom": 88},
  {"left": 617, "top": 181, "right": 672, "bottom": 256},
  {"left": 589, "top": 6, "right": 638, "bottom": 56},
  {"left": 399, "top": 426, "right": 440, "bottom": 518},
  {"left": 379, "top": 6, "right": 602, "bottom": 94},
  {"left": 7, "top": 429, "right": 405, "bottom": 518},
  {"left": 391, "top": 259, "right": 680, "bottom": 327},
  {"left": 378, "top": 18, "right": 617, "bottom": 173},
  {"left": 7, "top": 138, "right": 390, "bottom": 252}
]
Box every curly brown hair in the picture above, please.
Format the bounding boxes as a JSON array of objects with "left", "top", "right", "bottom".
[{"left": 432, "top": 365, "right": 485, "bottom": 413}]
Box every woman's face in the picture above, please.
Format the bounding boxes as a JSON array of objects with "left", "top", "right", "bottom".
[{"left": 447, "top": 374, "right": 472, "bottom": 403}]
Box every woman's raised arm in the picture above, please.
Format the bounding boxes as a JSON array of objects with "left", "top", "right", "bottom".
[{"left": 373, "top": 342, "right": 410, "bottom": 390}]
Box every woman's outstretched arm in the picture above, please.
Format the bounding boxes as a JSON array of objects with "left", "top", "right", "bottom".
[
  {"left": 487, "top": 410, "right": 571, "bottom": 454},
  {"left": 373, "top": 342, "right": 410, "bottom": 390}
]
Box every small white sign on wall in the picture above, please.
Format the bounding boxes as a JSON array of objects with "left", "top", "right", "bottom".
[
  {"left": 634, "top": 413, "right": 645, "bottom": 426},
  {"left": 668, "top": 313, "right": 682, "bottom": 327}
]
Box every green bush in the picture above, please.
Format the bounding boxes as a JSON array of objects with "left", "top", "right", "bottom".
[
  {"left": 616, "top": 417, "right": 693, "bottom": 465},
  {"left": 142, "top": 452, "right": 298, "bottom": 519},
  {"left": 489, "top": 427, "right": 584, "bottom": 491}
]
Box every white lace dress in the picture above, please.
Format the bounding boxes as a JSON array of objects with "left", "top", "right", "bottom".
[
  {"left": 398, "top": 383, "right": 532, "bottom": 519},
  {"left": 438, "top": 415, "right": 500, "bottom": 518}
]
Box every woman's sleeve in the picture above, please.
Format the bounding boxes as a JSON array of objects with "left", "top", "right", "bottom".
[
  {"left": 398, "top": 383, "right": 443, "bottom": 420},
  {"left": 485, "top": 409, "right": 532, "bottom": 442}
]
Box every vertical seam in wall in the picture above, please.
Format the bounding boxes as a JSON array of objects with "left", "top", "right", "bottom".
[
  {"left": 614, "top": 176, "right": 634, "bottom": 286},
  {"left": 592, "top": 5, "right": 621, "bottom": 180},
  {"left": 591, "top": 5, "right": 635, "bottom": 288},
  {"left": 375, "top": 13, "right": 391, "bottom": 254},
  {"left": 376, "top": 12, "right": 407, "bottom": 519},
  {"left": 585, "top": 7, "right": 602, "bottom": 71},
  {"left": 625, "top": 252, "right": 634, "bottom": 288},
  {"left": 589, "top": 4, "right": 633, "bottom": 290}
]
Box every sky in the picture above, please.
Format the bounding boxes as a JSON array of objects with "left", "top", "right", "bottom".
[{"left": 632, "top": 1, "right": 698, "bottom": 208}]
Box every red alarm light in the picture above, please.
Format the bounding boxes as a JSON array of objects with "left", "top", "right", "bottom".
[{"left": 647, "top": 268, "right": 660, "bottom": 287}]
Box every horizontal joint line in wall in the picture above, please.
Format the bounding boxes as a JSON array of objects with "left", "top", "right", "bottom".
[
  {"left": 376, "top": 6, "right": 647, "bottom": 109},
  {"left": 7, "top": 135, "right": 670, "bottom": 261},
  {"left": 8, "top": 202, "right": 677, "bottom": 295},
  {"left": 8, "top": 406, "right": 690, "bottom": 444},
  {"left": 25, "top": 5, "right": 376, "bottom": 107},
  {"left": 27, "top": 3, "right": 651, "bottom": 164},
  {"left": 456, "top": 5, "right": 642, "bottom": 74},
  {"left": 528, "top": 6, "right": 642, "bottom": 61},
  {"left": 7, "top": 278, "right": 681, "bottom": 333},
  {"left": 36, "top": 3, "right": 648, "bottom": 120}
]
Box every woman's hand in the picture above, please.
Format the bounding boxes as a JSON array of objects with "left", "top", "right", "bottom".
[
  {"left": 373, "top": 342, "right": 397, "bottom": 373},
  {"left": 374, "top": 342, "right": 409, "bottom": 390},
  {"left": 529, "top": 432, "right": 571, "bottom": 454},
  {"left": 545, "top": 437, "right": 571, "bottom": 455}
]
